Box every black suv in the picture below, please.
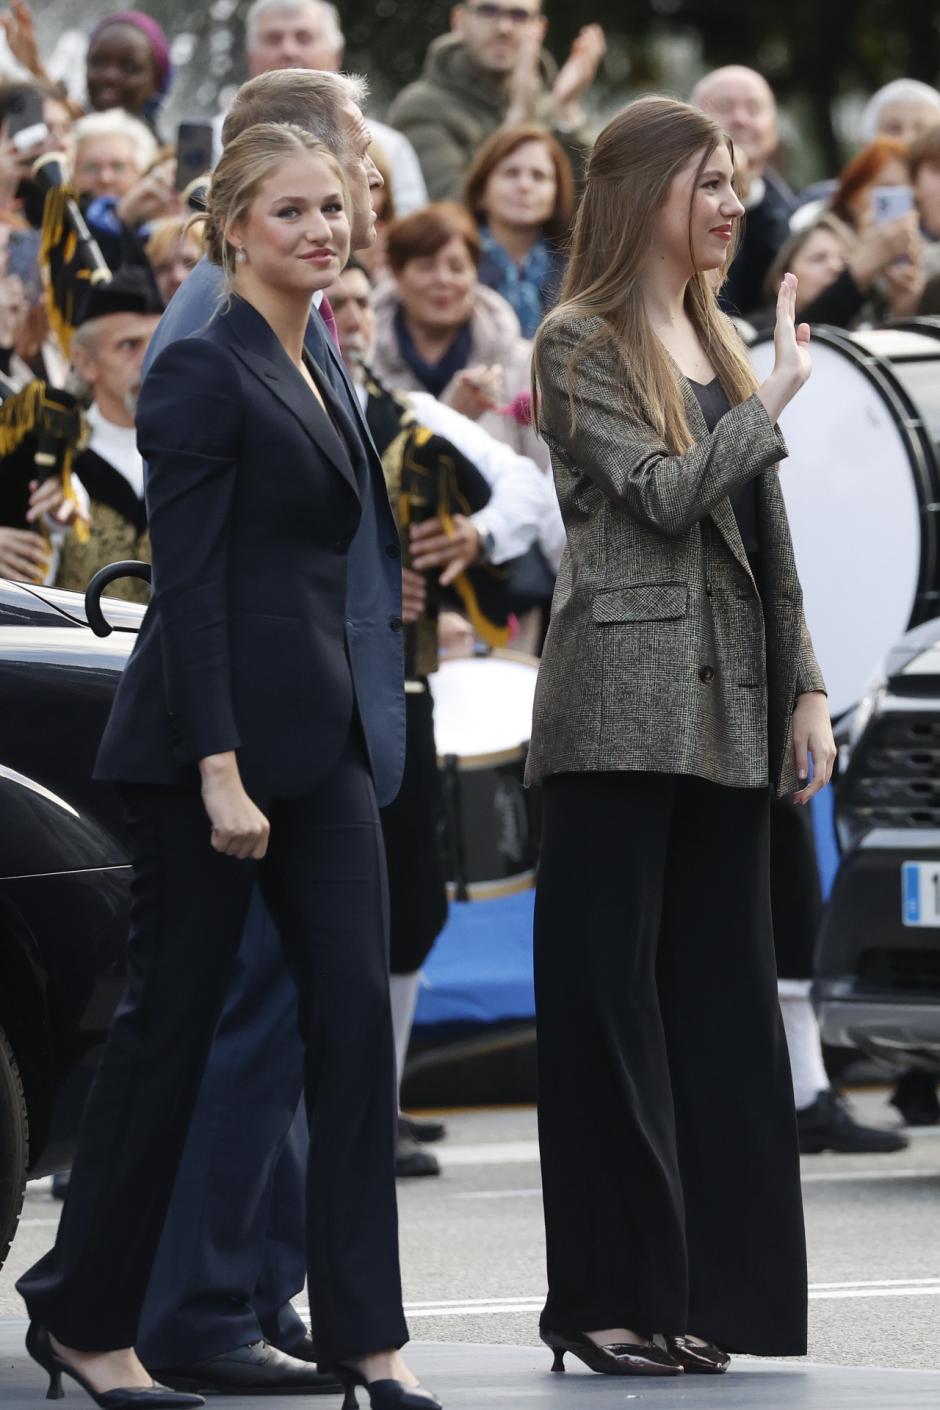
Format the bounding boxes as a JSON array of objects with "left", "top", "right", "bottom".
[{"left": 817, "top": 617, "right": 940, "bottom": 1071}]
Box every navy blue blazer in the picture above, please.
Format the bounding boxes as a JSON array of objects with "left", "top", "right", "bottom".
[
  {"left": 96, "top": 294, "right": 405, "bottom": 801},
  {"left": 136, "top": 257, "right": 405, "bottom": 807}
]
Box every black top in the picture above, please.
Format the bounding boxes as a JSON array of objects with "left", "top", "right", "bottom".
[{"left": 687, "top": 376, "right": 760, "bottom": 562}]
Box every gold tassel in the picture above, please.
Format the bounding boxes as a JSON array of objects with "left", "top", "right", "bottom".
[{"left": 0, "top": 381, "right": 43, "bottom": 456}]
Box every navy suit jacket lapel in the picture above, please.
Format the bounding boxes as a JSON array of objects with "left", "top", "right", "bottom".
[{"left": 220, "top": 298, "right": 360, "bottom": 500}]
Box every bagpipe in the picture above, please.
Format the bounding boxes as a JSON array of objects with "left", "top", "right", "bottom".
[
  {"left": 32, "top": 151, "right": 112, "bottom": 358},
  {"left": 0, "top": 382, "right": 88, "bottom": 557},
  {"left": 0, "top": 153, "right": 110, "bottom": 556},
  {"left": 359, "top": 363, "right": 510, "bottom": 676}
]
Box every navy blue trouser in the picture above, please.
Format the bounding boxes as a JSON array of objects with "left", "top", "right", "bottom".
[
  {"left": 136, "top": 888, "right": 308, "bottom": 1368},
  {"left": 18, "top": 735, "right": 408, "bottom": 1366}
]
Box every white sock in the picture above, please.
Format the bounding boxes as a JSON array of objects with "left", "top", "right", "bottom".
[
  {"left": 778, "top": 981, "right": 830, "bottom": 1111},
  {"left": 389, "top": 970, "right": 421, "bottom": 1101}
]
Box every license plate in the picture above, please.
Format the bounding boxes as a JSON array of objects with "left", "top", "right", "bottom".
[{"left": 901, "top": 861, "right": 940, "bottom": 926}]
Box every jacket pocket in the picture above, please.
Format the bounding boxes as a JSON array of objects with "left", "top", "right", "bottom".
[{"left": 592, "top": 582, "right": 689, "bottom": 623}]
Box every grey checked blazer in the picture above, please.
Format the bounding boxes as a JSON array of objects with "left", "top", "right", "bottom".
[{"left": 527, "top": 315, "right": 825, "bottom": 797}]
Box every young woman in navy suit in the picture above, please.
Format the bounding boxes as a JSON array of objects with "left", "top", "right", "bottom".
[{"left": 18, "top": 123, "right": 439, "bottom": 1410}]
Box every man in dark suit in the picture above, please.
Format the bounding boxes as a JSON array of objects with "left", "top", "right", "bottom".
[{"left": 129, "top": 68, "right": 404, "bottom": 1396}]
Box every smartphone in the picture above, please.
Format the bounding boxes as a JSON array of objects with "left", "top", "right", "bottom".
[
  {"left": 6, "top": 227, "right": 42, "bottom": 304},
  {"left": 6, "top": 86, "right": 48, "bottom": 154},
  {"left": 175, "top": 120, "right": 215, "bottom": 193},
  {"left": 872, "top": 185, "right": 915, "bottom": 224}
]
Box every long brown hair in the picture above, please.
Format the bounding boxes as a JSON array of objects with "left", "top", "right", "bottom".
[
  {"left": 463, "top": 123, "right": 576, "bottom": 244},
  {"left": 534, "top": 95, "right": 758, "bottom": 453}
]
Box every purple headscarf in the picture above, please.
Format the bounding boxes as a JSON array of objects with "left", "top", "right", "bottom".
[{"left": 89, "top": 10, "right": 173, "bottom": 97}]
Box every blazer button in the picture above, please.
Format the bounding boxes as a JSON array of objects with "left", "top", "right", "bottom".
[
  {"left": 389, "top": 615, "right": 403, "bottom": 632},
  {"left": 386, "top": 542, "right": 401, "bottom": 559},
  {"left": 334, "top": 537, "right": 349, "bottom": 553},
  {"left": 698, "top": 665, "right": 715, "bottom": 684}
]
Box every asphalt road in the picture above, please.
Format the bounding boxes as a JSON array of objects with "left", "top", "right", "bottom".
[{"left": 1, "top": 1088, "right": 938, "bottom": 1403}]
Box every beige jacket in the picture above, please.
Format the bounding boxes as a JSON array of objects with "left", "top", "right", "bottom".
[
  {"left": 369, "top": 280, "right": 548, "bottom": 467},
  {"left": 527, "top": 316, "right": 825, "bottom": 796}
]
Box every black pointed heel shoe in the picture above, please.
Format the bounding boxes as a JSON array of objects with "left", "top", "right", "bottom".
[
  {"left": 540, "top": 1329, "right": 683, "bottom": 1376},
  {"left": 333, "top": 1363, "right": 442, "bottom": 1410},
  {"left": 26, "top": 1324, "right": 205, "bottom": 1407},
  {"left": 663, "top": 1336, "right": 730, "bottom": 1374}
]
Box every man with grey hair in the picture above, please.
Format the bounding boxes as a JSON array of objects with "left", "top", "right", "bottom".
[
  {"left": 692, "top": 63, "right": 794, "bottom": 317},
  {"left": 859, "top": 77, "right": 940, "bottom": 146},
  {"left": 127, "top": 66, "right": 408, "bottom": 1399},
  {"left": 242, "top": 0, "right": 428, "bottom": 213}
]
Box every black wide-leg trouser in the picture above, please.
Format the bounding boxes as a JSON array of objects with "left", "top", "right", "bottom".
[
  {"left": 535, "top": 770, "right": 807, "bottom": 1356},
  {"left": 18, "top": 734, "right": 409, "bottom": 1367}
]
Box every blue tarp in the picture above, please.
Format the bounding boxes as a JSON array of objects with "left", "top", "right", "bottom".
[{"left": 414, "top": 890, "right": 535, "bottom": 1032}]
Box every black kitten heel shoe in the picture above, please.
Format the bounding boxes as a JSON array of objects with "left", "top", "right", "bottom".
[
  {"left": 541, "top": 1329, "right": 683, "bottom": 1376},
  {"left": 333, "top": 1363, "right": 442, "bottom": 1410},
  {"left": 663, "top": 1336, "right": 730, "bottom": 1374},
  {"left": 26, "top": 1324, "right": 205, "bottom": 1407}
]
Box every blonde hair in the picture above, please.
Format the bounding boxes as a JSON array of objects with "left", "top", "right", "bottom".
[
  {"left": 199, "top": 122, "right": 349, "bottom": 291},
  {"left": 146, "top": 214, "right": 200, "bottom": 268},
  {"left": 534, "top": 95, "right": 758, "bottom": 454}
]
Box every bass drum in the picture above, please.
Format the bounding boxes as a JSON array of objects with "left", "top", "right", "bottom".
[
  {"left": 750, "top": 325, "right": 940, "bottom": 717},
  {"left": 429, "top": 651, "right": 540, "bottom": 901}
]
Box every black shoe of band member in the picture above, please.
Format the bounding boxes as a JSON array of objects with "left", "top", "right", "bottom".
[
  {"left": 662, "top": 1336, "right": 731, "bottom": 1373},
  {"left": 395, "top": 1132, "right": 441, "bottom": 1178},
  {"left": 889, "top": 1070, "right": 940, "bottom": 1127},
  {"left": 148, "top": 1340, "right": 342, "bottom": 1395},
  {"left": 797, "top": 1088, "right": 909, "bottom": 1154},
  {"left": 540, "top": 1329, "right": 683, "bottom": 1376},
  {"left": 398, "top": 1114, "right": 447, "bottom": 1145}
]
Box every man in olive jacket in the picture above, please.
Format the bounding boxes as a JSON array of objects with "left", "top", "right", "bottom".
[{"left": 388, "top": 2, "right": 605, "bottom": 200}]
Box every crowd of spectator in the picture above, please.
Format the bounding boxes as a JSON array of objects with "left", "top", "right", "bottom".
[{"left": 1, "top": 0, "right": 940, "bottom": 600}]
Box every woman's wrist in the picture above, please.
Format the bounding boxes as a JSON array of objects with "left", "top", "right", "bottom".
[
  {"left": 757, "top": 370, "right": 799, "bottom": 424},
  {"left": 198, "top": 751, "right": 239, "bottom": 782}
]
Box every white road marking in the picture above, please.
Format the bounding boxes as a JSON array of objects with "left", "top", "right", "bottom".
[
  {"left": 452, "top": 1188, "right": 542, "bottom": 1200},
  {"left": 292, "top": 1280, "right": 940, "bottom": 1324},
  {"left": 437, "top": 1135, "right": 938, "bottom": 1169},
  {"left": 438, "top": 1141, "right": 540, "bottom": 1166},
  {"left": 447, "top": 1168, "right": 938, "bottom": 1198},
  {"left": 801, "top": 1169, "right": 938, "bottom": 1184}
]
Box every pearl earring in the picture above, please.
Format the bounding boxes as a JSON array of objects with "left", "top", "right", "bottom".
[{"left": 235, "top": 248, "right": 247, "bottom": 264}]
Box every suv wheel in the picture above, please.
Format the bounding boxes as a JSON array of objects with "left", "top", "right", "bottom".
[{"left": 0, "top": 1024, "right": 28, "bottom": 1270}]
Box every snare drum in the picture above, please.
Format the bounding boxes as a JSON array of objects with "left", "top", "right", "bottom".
[
  {"left": 750, "top": 325, "right": 940, "bottom": 717},
  {"left": 429, "top": 651, "right": 540, "bottom": 900}
]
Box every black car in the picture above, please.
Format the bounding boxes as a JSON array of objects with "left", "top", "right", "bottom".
[
  {"left": 817, "top": 616, "right": 940, "bottom": 1071},
  {"left": 0, "top": 577, "right": 143, "bottom": 1270}
]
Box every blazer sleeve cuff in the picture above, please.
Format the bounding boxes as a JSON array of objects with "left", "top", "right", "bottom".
[
  {"left": 740, "top": 392, "right": 789, "bottom": 466},
  {"left": 167, "top": 710, "right": 242, "bottom": 766}
]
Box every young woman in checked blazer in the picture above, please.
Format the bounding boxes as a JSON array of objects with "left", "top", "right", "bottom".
[{"left": 528, "top": 96, "right": 836, "bottom": 1378}]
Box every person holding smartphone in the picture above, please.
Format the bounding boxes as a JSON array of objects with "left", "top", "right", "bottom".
[{"left": 830, "top": 136, "right": 925, "bottom": 318}]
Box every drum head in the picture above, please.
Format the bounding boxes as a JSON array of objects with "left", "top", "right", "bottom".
[
  {"left": 750, "top": 332, "right": 931, "bottom": 716},
  {"left": 429, "top": 651, "right": 539, "bottom": 764}
]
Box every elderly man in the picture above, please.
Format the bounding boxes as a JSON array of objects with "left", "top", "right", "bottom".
[
  {"left": 692, "top": 64, "right": 794, "bottom": 317},
  {"left": 240, "top": 0, "right": 428, "bottom": 213},
  {"left": 388, "top": 0, "right": 604, "bottom": 200},
  {"left": 55, "top": 268, "right": 161, "bottom": 603}
]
